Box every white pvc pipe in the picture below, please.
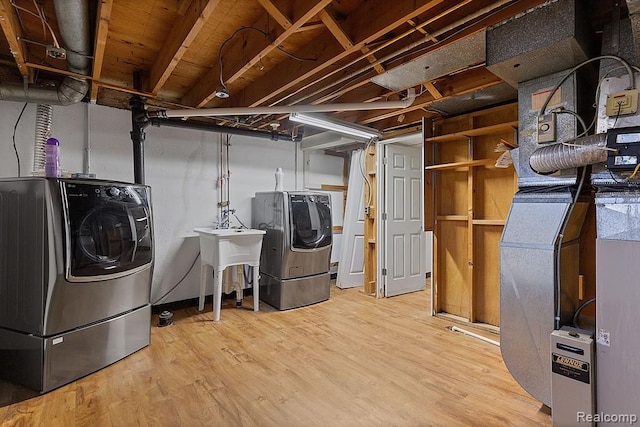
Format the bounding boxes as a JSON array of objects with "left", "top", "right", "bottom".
[
  {"left": 155, "top": 90, "right": 416, "bottom": 119},
  {"left": 449, "top": 326, "right": 500, "bottom": 347}
]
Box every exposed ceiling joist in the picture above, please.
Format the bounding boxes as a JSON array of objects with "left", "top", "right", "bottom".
[
  {"left": 90, "top": 0, "right": 114, "bottom": 102},
  {"left": 319, "top": 9, "right": 384, "bottom": 74},
  {"left": 257, "top": 0, "right": 292, "bottom": 29},
  {"left": 184, "top": 0, "right": 331, "bottom": 108},
  {"left": 148, "top": 0, "right": 220, "bottom": 95},
  {"left": 0, "top": 0, "right": 619, "bottom": 139},
  {"left": 242, "top": 0, "right": 447, "bottom": 108},
  {"left": 0, "top": 0, "right": 31, "bottom": 80}
]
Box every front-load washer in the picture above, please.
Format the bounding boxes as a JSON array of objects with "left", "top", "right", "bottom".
[
  {"left": 253, "top": 191, "right": 331, "bottom": 310},
  {"left": 0, "top": 177, "right": 154, "bottom": 392}
]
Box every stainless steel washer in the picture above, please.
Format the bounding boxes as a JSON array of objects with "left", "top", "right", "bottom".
[{"left": 252, "top": 191, "right": 332, "bottom": 310}]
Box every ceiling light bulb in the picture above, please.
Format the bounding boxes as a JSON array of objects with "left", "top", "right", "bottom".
[{"left": 215, "top": 87, "right": 229, "bottom": 99}]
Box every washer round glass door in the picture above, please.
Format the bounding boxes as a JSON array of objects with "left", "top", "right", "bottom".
[
  {"left": 63, "top": 182, "right": 152, "bottom": 280},
  {"left": 289, "top": 193, "right": 332, "bottom": 249}
]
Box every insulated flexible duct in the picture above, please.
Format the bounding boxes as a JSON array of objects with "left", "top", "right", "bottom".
[
  {"left": 529, "top": 133, "right": 609, "bottom": 173},
  {"left": 33, "top": 104, "right": 53, "bottom": 173}
]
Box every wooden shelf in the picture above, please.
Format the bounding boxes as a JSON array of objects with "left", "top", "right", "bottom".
[
  {"left": 368, "top": 239, "right": 376, "bottom": 244},
  {"left": 321, "top": 184, "right": 347, "bottom": 191},
  {"left": 425, "top": 121, "right": 518, "bottom": 143},
  {"left": 427, "top": 103, "right": 518, "bottom": 328},
  {"left": 425, "top": 158, "right": 496, "bottom": 171},
  {"left": 437, "top": 215, "right": 467, "bottom": 221},
  {"left": 472, "top": 219, "right": 506, "bottom": 226}
]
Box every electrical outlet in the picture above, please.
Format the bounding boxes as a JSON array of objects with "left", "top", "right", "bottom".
[
  {"left": 606, "top": 89, "right": 639, "bottom": 116},
  {"left": 537, "top": 113, "right": 556, "bottom": 143}
]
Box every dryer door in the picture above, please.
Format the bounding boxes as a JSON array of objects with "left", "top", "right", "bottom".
[
  {"left": 289, "top": 193, "right": 332, "bottom": 250},
  {"left": 63, "top": 182, "right": 153, "bottom": 281}
]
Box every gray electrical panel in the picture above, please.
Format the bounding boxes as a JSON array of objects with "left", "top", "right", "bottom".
[{"left": 550, "top": 327, "right": 595, "bottom": 426}]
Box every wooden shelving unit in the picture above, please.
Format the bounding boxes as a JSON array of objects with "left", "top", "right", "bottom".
[
  {"left": 363, "top": 145, "right": 377, "bottom": 295},
  {"left": 425, "top": 103, "right": 518, "bottom": 329}
]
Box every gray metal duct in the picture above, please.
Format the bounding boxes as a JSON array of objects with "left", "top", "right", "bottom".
[
  {"left": 0, "top": 0, "right": 90, "bottom": 104},
  {"left": 53, "top": 0, "right": 92, "bottom": 73}
]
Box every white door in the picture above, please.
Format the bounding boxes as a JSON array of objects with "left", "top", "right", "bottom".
[
  {"left": 336, "top": 150, "right": 365, "bottom": 288},
  {"left": 384, "top": 144, "right": 425, "bottom": 297}
]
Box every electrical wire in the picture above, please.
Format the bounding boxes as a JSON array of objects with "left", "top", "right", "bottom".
[
  {"left": 628, "top": 162, "right": 640, "bottom": 179},
  {"left": 12, "top": 1, "right": 60, "bottom": 48},
  {"left": 358, "top": 139, "right": 377, "bottom": 207},
  {"left": 553, "top": 108, "right": 588, "bottom": 137},
  {"left": 586, "top": 65, "right": 640, "bottom": 134},
  {"left": 152, "top": 252, "right": 200, "bottom": 305},
  {"left": 539, "top": 55, "right": 635, "bottom": 117},
  {"left": 554, "top": 166, "right": 587, "bottom": 330},
  {"left": 572, "top": 297, "right": 596, "bottom": 329},
  {"left": 12, "top": 103, "right": 28, "bottom": 177},
  {"left": 613, "top": 101, "right": 622, "bottom": 127},
  {"left": 217, "top": 26, "right": 317, "bottom": 93},
  {"left": 560, "top": 142, "right": 617, "bottom": 152}
]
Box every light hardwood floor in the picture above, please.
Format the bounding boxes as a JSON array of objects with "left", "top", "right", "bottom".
[{"left": 0, "top": 286, "right": 550, "bottom": 426}]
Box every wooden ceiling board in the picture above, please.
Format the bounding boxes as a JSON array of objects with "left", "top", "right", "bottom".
[
  {"left": 224, "top": 0, "right": 454, "bottom": 109},
  {"left": 157, "top": 61, "right": 209, "bottom": 100},
  {"left": 179, "top": 0, "right": 264, "bottom": 65},
  {"left": 184, "top": 0, "right": 332, "bottom": 108},
  {"left": 0, "top": 0, "right": 622, "bottom": 135},
  {"left": 101, "top": 0, "right": 180, "bottom": 87}
]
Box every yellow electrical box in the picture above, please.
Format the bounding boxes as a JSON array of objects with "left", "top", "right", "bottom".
[{"left": 606, "top": 89, "right": 639, "bottom": 116}]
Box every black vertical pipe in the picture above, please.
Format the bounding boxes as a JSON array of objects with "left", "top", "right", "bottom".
[{"left": 129, "top": 95, "right": 148, "bottom": 184}]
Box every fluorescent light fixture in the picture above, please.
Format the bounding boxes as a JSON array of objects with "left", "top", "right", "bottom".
[{"left": 289, "top": 112, "right": 382, "bottom": 140}]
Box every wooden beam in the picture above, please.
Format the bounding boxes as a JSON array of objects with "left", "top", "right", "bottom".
[
  {"left": 251, "top": 0, "right": 544, "bottom": 112},
  {"left": 184, "top": 0, "right": 331, "bottom": 108},
  {"left": 407, "top": 18, "right": 437, "bottom": 42},
  {"left": 237, "top": 0, "right": 447, "bottom": 108},
  {"left": 361, "top": 46, "right": 385, "bottom": 74},
  {"left": 90, "top": 0, "right": 114, "bottom": 102},
  {"left": 321, "top": 184, "right": 348, "bottom": 191},
  {"left": 257, "top": 0, "right": 292, "bottom": 30},
  {"left": 176, "top": 0, "right": 193, "bottom": 16},
  {"left": 319, "top": 9, "right": 384, "bottom": 74},
  {"left": 296, "top": 21, "right": 325, "bottom": 32},
  {"left": 408, "top": 0, "right": 475, "bottom": 39},
  {"left": 0, "top": 0, "right": 31, "bottom": 79},
  {"left": 280, "top": 3, "right": 481, "bottom": 109},
  {"left": 318, "top": 9, "right": 353, "bottom": 50},
  {"left": 423, "top": 82, "right": 443, "bottom": 99},
  {"left": 253, "top": 0, "right": 473, "bottom": 109},
  {"left": 423, "top": 158, "right": 496, "bottom": 171},
  {"left": 148, "top": 0, "right": 220, "bottom": 94},
  {"left": 359, "top": 68, "right": 503, "bottom": 124},
  {"left": 225, "top": 0, "right": 333, "bottom": 87}
]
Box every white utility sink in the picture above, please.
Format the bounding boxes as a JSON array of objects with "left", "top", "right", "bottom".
[{"left": 193, "top": 228, "right": 266, "bottom": 321}]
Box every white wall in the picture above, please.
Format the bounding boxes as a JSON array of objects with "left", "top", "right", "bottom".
[
  {"left": 0, "top": 101, "right": 340, "bottom": 304},
  {"left": 303, "top": 150, "right": 345, "bottom": 263}
]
